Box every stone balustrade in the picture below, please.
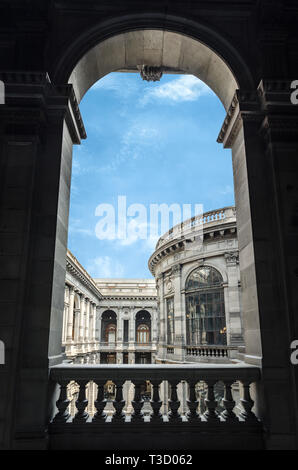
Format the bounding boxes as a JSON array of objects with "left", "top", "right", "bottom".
[
  {"left": 186, "top": 345, "right": 238, "bottom": 358},
  {"left": 155, "top": 206, "right": 236, "bottom": 250},
  {"left": 48, "top": 363, "right": 263, "bottom": 450}
]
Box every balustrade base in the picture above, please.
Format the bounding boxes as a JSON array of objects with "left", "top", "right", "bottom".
[{"left": 48, "top": 421, "right": 264, "bottom": 450}]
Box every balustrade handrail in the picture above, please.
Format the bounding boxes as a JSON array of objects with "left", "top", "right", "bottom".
[
  {"left": 50, "top": 362, "right": 260, "bottom": 383},
  {"left": 185, "top": 345, "right": 238, "bottom": 350},
  {"left": 155, "top": 206, "right": 236, "bottom": 250},
  {"left": 48, "top": 362, "right": 263, "bottom": 450}
]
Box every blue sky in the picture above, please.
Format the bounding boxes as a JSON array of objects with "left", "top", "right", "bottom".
[{"left": 68, "top": 72, "right": 234, "bottom": 279}]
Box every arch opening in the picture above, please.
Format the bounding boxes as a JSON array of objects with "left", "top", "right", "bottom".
[
  {"left": 68, "top": 29, "right": 239, "bottom": 110},
  {"left": 185, "top": 266, "right": 226, "bottom": 347}
]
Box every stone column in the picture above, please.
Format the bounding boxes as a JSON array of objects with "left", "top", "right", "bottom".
[
  {"left": 224, "top": 252, "right": 242, "bottom": 348},
  {"left": 157, "top": 274, "right": 166, "bottom": 360},
  {"left": 0, "top": 72, "right": 86, "bottom": 449},
  {"left": 219, "top": 83, "right": 298, "bottom": 447},
  {"left": 62, "top": 286, "right": 69, "bottom": 344},
  {"left": 66, "top": 286, "right": 75, "bottom": 342},
  {"left": 91, "top": 303, "right": 97, "bottom": 347},
  {"left": 129, "top": 309, "right": 135, "bottom": 343},
  {"left": 116, "top": 352, "right": 123, "bottom": 364},
  {"left": 117, "top": 309, "right": 123, "bottom": 343},
  {"left": 128, "top": 352, "right": 135, "bottom": 364},
  {"left": 79, "top": 295, "right": 86, "bottom": 351},
  {"left": 96, "top": 307, "right": 101, "bottom": 343},
  {"left": 172, "top": 264, "right": 185, "bottom": 361},
  {"left": 85, "top": 298, "right": 90, "bottom": 350}
]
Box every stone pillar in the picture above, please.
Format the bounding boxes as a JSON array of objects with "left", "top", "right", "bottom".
[
  {"left": 91, "top": 303, "right": 97, "bottom": 346},
  {"left": 117, "top": 310, "right": 123, "bottom": 343},
  {"left": 66, "top": 286, "right": 75, "bottom": 342},
  {"left": 128, "top": 352, "right": 135, "bottom": 364},
  {"left": 129, "top": 309, "right": 135, "bottom": 343},
  {"left": 0, "top": 72, "right": 85, "bottom": 449},
  {"left": 219, "top": 82, "right": 298, "bottom": 448},
  {"left": 157, "top": 274, "right": 166, "bottom": 360},
  {"left": 84, "top": 298, "right": 90, "bottom": 349},
  {"left": 172, "top": 264, "right": 185, "bottom": 361},
  {"left": 78, "top": 295, "right": 86, "bottom": 350},
  {"left": 62, "top": 286, "right": 69, "bottom": 344},
  {"left": 224, "top": 252, "right": 242, "bottom": 347},
  {"left": 96, "top": 307, "right": 101, "bottom": 343}
]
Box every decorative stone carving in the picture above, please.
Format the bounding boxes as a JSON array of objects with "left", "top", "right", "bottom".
[
  {"left": 166, "top": 279, "right": 173, "bottom": 293},
  {"left": 225, "top": 251, "right": 239, "bottom": 265},
  {"left": 139, "top": 65, "right": 163, "bottom": 81},
  {"left": 171, "top": 264, "right": 181, "bottom": 276}
]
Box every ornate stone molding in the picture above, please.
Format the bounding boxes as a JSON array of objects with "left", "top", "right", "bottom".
[
  {"left": 171, "top": 264, "right": 181, "bottom": 277},
  {"left": 0, "top": 71, "right": 86, "bottom": 144},
  {"left": 225, "top": 251, "right": 239, "bottom": 266},
  {"left": 66, "top": 251, "right": 103, "bottom": 300},
  {"left": 139, "top": 65, "right": 163, "bottom": 81},
  {"left": 217, "top": 89, "right": 261, "bottom": 148}
]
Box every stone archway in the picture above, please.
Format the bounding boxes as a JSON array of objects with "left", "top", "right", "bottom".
[
  {"left": 51, "top": 27, "right": 261, "bottom": 369},
  {"left": 67, "top": 29, "right": 238, "bottom": 110},
  {"left": 2, "top": 6, "right": 297, "bottom": 450}
]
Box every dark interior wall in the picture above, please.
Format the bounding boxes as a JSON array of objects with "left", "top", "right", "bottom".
[{"left": 0, "top": 0, "right": 297, "bottom": 450}]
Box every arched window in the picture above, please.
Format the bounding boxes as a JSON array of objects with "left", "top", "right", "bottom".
[
  {"left": 185, "top": 266, "right": 226, "bottom": 346},
  {"left": 135, "top": 310, "right": 151, "bottom": 343},
  {"left": 137, "top": 324, "right": 150, "bottom": 344},
  {"left": 101, "top": 310, "right": 117, "bottom": 343}
]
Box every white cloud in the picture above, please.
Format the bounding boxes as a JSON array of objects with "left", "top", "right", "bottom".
[
  {"left": 87, "top": 256, "right": 125, "bottom": 278},
  {"left": 141, "top": 75, "right": 211, "bottom": 105},
  {"left": 219, "top": 185, "right": 234, "bottom": 195},
  {"left": 69, "top": 219, "right": 94, "bottom": 237},
  {"left": 100, "top": 121, "right": 161, "bottom": 172},
  {"left": 91, "top": 73, "right": 136, "bottom": 99}
]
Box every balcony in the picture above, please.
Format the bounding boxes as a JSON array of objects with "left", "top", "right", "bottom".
[
  {"left": 185, "top": 345, "right": 238, "bottom": 360},
  {"left": 48, "top": 363, "right": 264, "bottom": 450}
]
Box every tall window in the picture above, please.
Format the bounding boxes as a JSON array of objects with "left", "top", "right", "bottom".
[
  {"left": 137, "top": 324, "right": 150, "bottom": 344},
  {"left": 166, "top": 297, "right": 175, "bottom": 345},
  {"left": 135, "top": 310, "right": 151, "bottom": 343},
  {"left": 185, "top": 266, "right": 226, "bottom": 346},
  {"left": 105, "top": 324, "right": 116, "bottom": 344}
]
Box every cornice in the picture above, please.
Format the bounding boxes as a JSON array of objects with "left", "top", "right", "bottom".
[
  {"left": 66, "top": 256, "right": 103, "bottom": 301},
  {"left": 148, "top": 221, "right": 237, "bottom": 275}
]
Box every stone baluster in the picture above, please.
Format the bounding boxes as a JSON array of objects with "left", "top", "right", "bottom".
[
  {"left": 52, "top": 379, "right": 70, "bottom": 423},
  {"left": 112, "top": 380, "right": 125, "bottom": 422},
  {"left": 73, "top": 380, "right": 89, "bottom": 423},
  {"left": 92, "top": 380, "right": 106, "bottom": 423},
  {"left": 221, "top": 381, "right": 238, "bottom": 422},
  {"left": 203, "top": 380, "right": 220, "bottom": 422},
  {"left": 150, "top": 380, "right": 163, "bottom": 422},
  {"left": 239, "top": 381, "right": 258, "bottom": 423},
  {"left": 186, "top": 380, "right": 199, "bottom": 422},
  {"left": 168, "top": 380, "right": 181, "bottom": 422},
  {"left": 131, "top": 381, "right": 144, "bottom": 423}
]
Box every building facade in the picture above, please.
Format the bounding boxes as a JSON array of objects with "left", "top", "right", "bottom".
[
  {"left": 1, "top": 2, "right": 298, "bottom": 450},
  {"left": 63, "top": 206, "right": 243, "bottom": 367},
  {"left": 63, "top": 250, "right": 102, "bottom": 363},
  {"left": 94, "top": 279, "right": 158, "bottom": 364},
  {"left": 149, "top": 206, "right": 243, "bottom": 364}
]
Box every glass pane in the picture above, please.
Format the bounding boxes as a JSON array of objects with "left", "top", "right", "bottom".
[{"left": 186, "top": 266, "right": 223, "bottom": 290}]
